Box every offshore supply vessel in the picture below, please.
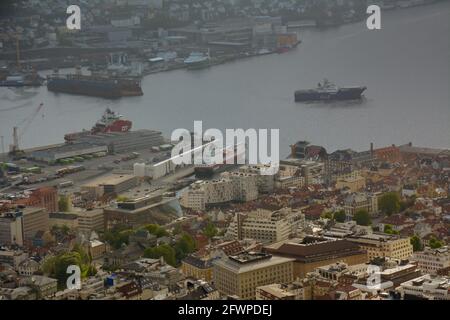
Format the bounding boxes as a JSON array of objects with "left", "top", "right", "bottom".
[
  {"left": 64, "top": 108, "right": 132, "bottom": 142},
  {"left": 295, "top": 79, "right": 366, "bottom": 102},
  {"left": 47, "top": 69, "right": 143, "bottom": 99}
]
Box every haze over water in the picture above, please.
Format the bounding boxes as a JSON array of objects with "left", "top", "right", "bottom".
[{"left": 1, "top": 2, "right": 449, "bottom": 157}]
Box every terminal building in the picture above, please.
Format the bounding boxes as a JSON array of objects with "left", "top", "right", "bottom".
[
  {"left": 73, "top": 130, "right": 164, "bottom": 153},
  {"left": 104, "top": 194, "right": 182, "bottom": 229},
  {"left": 29, "top": 130, "right": 164, "bottom": 163}
]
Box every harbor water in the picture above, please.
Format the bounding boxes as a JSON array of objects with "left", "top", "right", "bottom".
[{"left": 0, "top": 2, "right": 449, "bottom": 156}]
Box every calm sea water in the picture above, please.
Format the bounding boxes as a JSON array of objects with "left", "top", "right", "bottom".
[{"left": 1, "top": 2, "right": 449, "bottom": 157}]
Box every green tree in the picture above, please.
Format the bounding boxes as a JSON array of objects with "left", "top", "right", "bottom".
[
  {"left": 203, "top": 222, "right": 218, "bottom": 239},
  {"left": 410, "top": 235, "right": 423, "bottom": 252},
  {"left": 116, "top": 196, "right": 130, "bottom": 202},
  {"left": 58, "top": 195, "right": 70, "bottom": 212},
  {"left": 429, "top": 236, "right": 443, "bottom": 249},
  {"left": 321, "top": 212, "right": 334, "bottom": 220},
  {"left": 378, "top": 192, "right": 401, "bottom": 216},
  {"left": 174, "top": 232, "right": 196, "bottom": 261},
  {"left": 143, "top": 244, "right": 177, "bottom": 267},
  {"left": 172, "top": 224, "right": 182, "bottom": 235},
  {"left": 384, "top": 224, "right": 399, "bottom": 235},
  {"left": 41, "top": 246, "right": 96, "bottom": 289},
  {"left": 103, "top": 227, "right": 134, "bottom": 249},
  {"left": 143, "top": 224, "right": 169, "bottom": 238},
  {"left": 353, "top": 209, "right": 371, "bottom": 226},
  {"left": 333, "top": 210, "right": 346, "bottom": 223}
]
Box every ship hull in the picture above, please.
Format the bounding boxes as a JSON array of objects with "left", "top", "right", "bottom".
[
  {"left": 295, "top": 86, "right": 366, "bottom": 102},
  {"left": 47, "top": 78, "right": 143, "bottom": 99},
  {"left": 0, "top": 80, "right": 44, "bottom": 87},
  {"left": 186, "top": 60, "right": 211, "bottom": 70}
]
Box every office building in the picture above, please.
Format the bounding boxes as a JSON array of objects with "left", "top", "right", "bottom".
[
  {"left": 264, "top": 237, "right": 367, "bottom": 279},
  {"left": 347, "top": 234, "right": 413, "bottom": 261},
  {"left": 0, "top": 212, "right": 24, "bottom": 246},
  {"left": 226, "top": 207, "right": 305, "bottom": 244},
  {"left": 213, "top": 252, "right": 294, "bottom": 300},
  {"left": 412, "top": 247, "right": 450, "bottom": 275}
]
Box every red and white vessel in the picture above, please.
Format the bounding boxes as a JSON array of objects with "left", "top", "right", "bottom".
[{"left": 64, "top": 108, "right": 132, "bottom": 142}]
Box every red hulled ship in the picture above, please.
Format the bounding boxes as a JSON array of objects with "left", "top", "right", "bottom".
[{"left": 64, "top": 108, "right": 132, "bottom": 142}]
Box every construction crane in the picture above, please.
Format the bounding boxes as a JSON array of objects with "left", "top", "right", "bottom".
[
  {"left": 16, "top": 34, "right": 21, "bottom": 70},
  {"left": 9, "top": 102, "right": 44, "bottom": 158}
]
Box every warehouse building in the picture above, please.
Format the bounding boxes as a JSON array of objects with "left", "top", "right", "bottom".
[
  {"left": 30, "top": 143, "right": 107, "bottom": 164},
  {"left": 74, "top": 130, "right": 164, "bottom": 153}
]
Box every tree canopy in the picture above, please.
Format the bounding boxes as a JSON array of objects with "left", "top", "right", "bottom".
[
  {"left": 384, "top": 224, "right": 399, "bottom": 235},
  {"left": 103, "top": 227, "right": 134, "bottom": 250},
  {"left": 429, "top": 236, "right": 443, "bottom": 249},
  {"left": 58, "top": 195, "right": 70, "bottom": 212},
  {"left": 174, "top": 232, "right": 196, "bottom": 262},
  {"left": 378, "top": 192, "right": 401, "bottom": 216},
  {"left": 410, "top": 235, "right": 423, "bottom": 252},
  {"left": 333, "top": 210, "right": 346, "bottom": 223},
  {"left": 142, "top": 224, "right": 169, "bottom": 238},
  {"left": 41, "top": 245, "right": 96, "bottom": 289},
  {"left": 203, "top": 222, "right": 218, "bottom": 239},
  {"left": 143, "top": 244, "right": 177, "bottom": 267},
  {"left": 353, "top": 209, "right": 371, "bottom": 226}
]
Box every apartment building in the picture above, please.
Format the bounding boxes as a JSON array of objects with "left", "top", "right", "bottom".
[
  {"left": 347, "top": 233, "right": 413, "bottom": 261},
  {"left": 398, "top": 275, "right": 450, "bottom": 300},
  {"left": 226, "top": 207, "right": 305, "bottom": 244},
  {"left": 0, "top": 249, "right": 28, "bottom": 268},
  {"left": 238, "top": 165, "right": 275, "bottom": 193},
  {"left": 0, "top": 212, "right": 24, "bottom": 246},
  {"left": 76, "top": 208, "right": 105, "bottom": 233},
  {"left": 336, "top": 175, "right": 366, "bottom": 192},
  {"left": 412, "top": 247, "right": 450, "bottom": 275},
  {"left": 15, "top": 187, "right": 58, "bottom": 214},
  {"left": 181, "top": 255, "right": 215, "bottom": 281},
  {"left": 21, "top": 207, "right": 49, "bottom": 242},
  {"left": 344, "top": 193, "right": 379, "bottom": 218},
  {"left": 49, "top": 212, "right": 79, "bottom": 230},
  {"left": 181, "top": 172, "right": 258, "bottom": 211}
]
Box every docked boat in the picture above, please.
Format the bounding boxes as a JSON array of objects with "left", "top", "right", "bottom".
[
  {"left": 47, "top": 68, "right": 143, "bottom": 99},
  {"left": 295, "top": 79, "right": 366, "bottom": 102},
  {"left": 64, "top": 108, "right": 132, "bottom": 142},
  {"left": 184, "top": 52, "right": 211, "bottom": 70}
]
